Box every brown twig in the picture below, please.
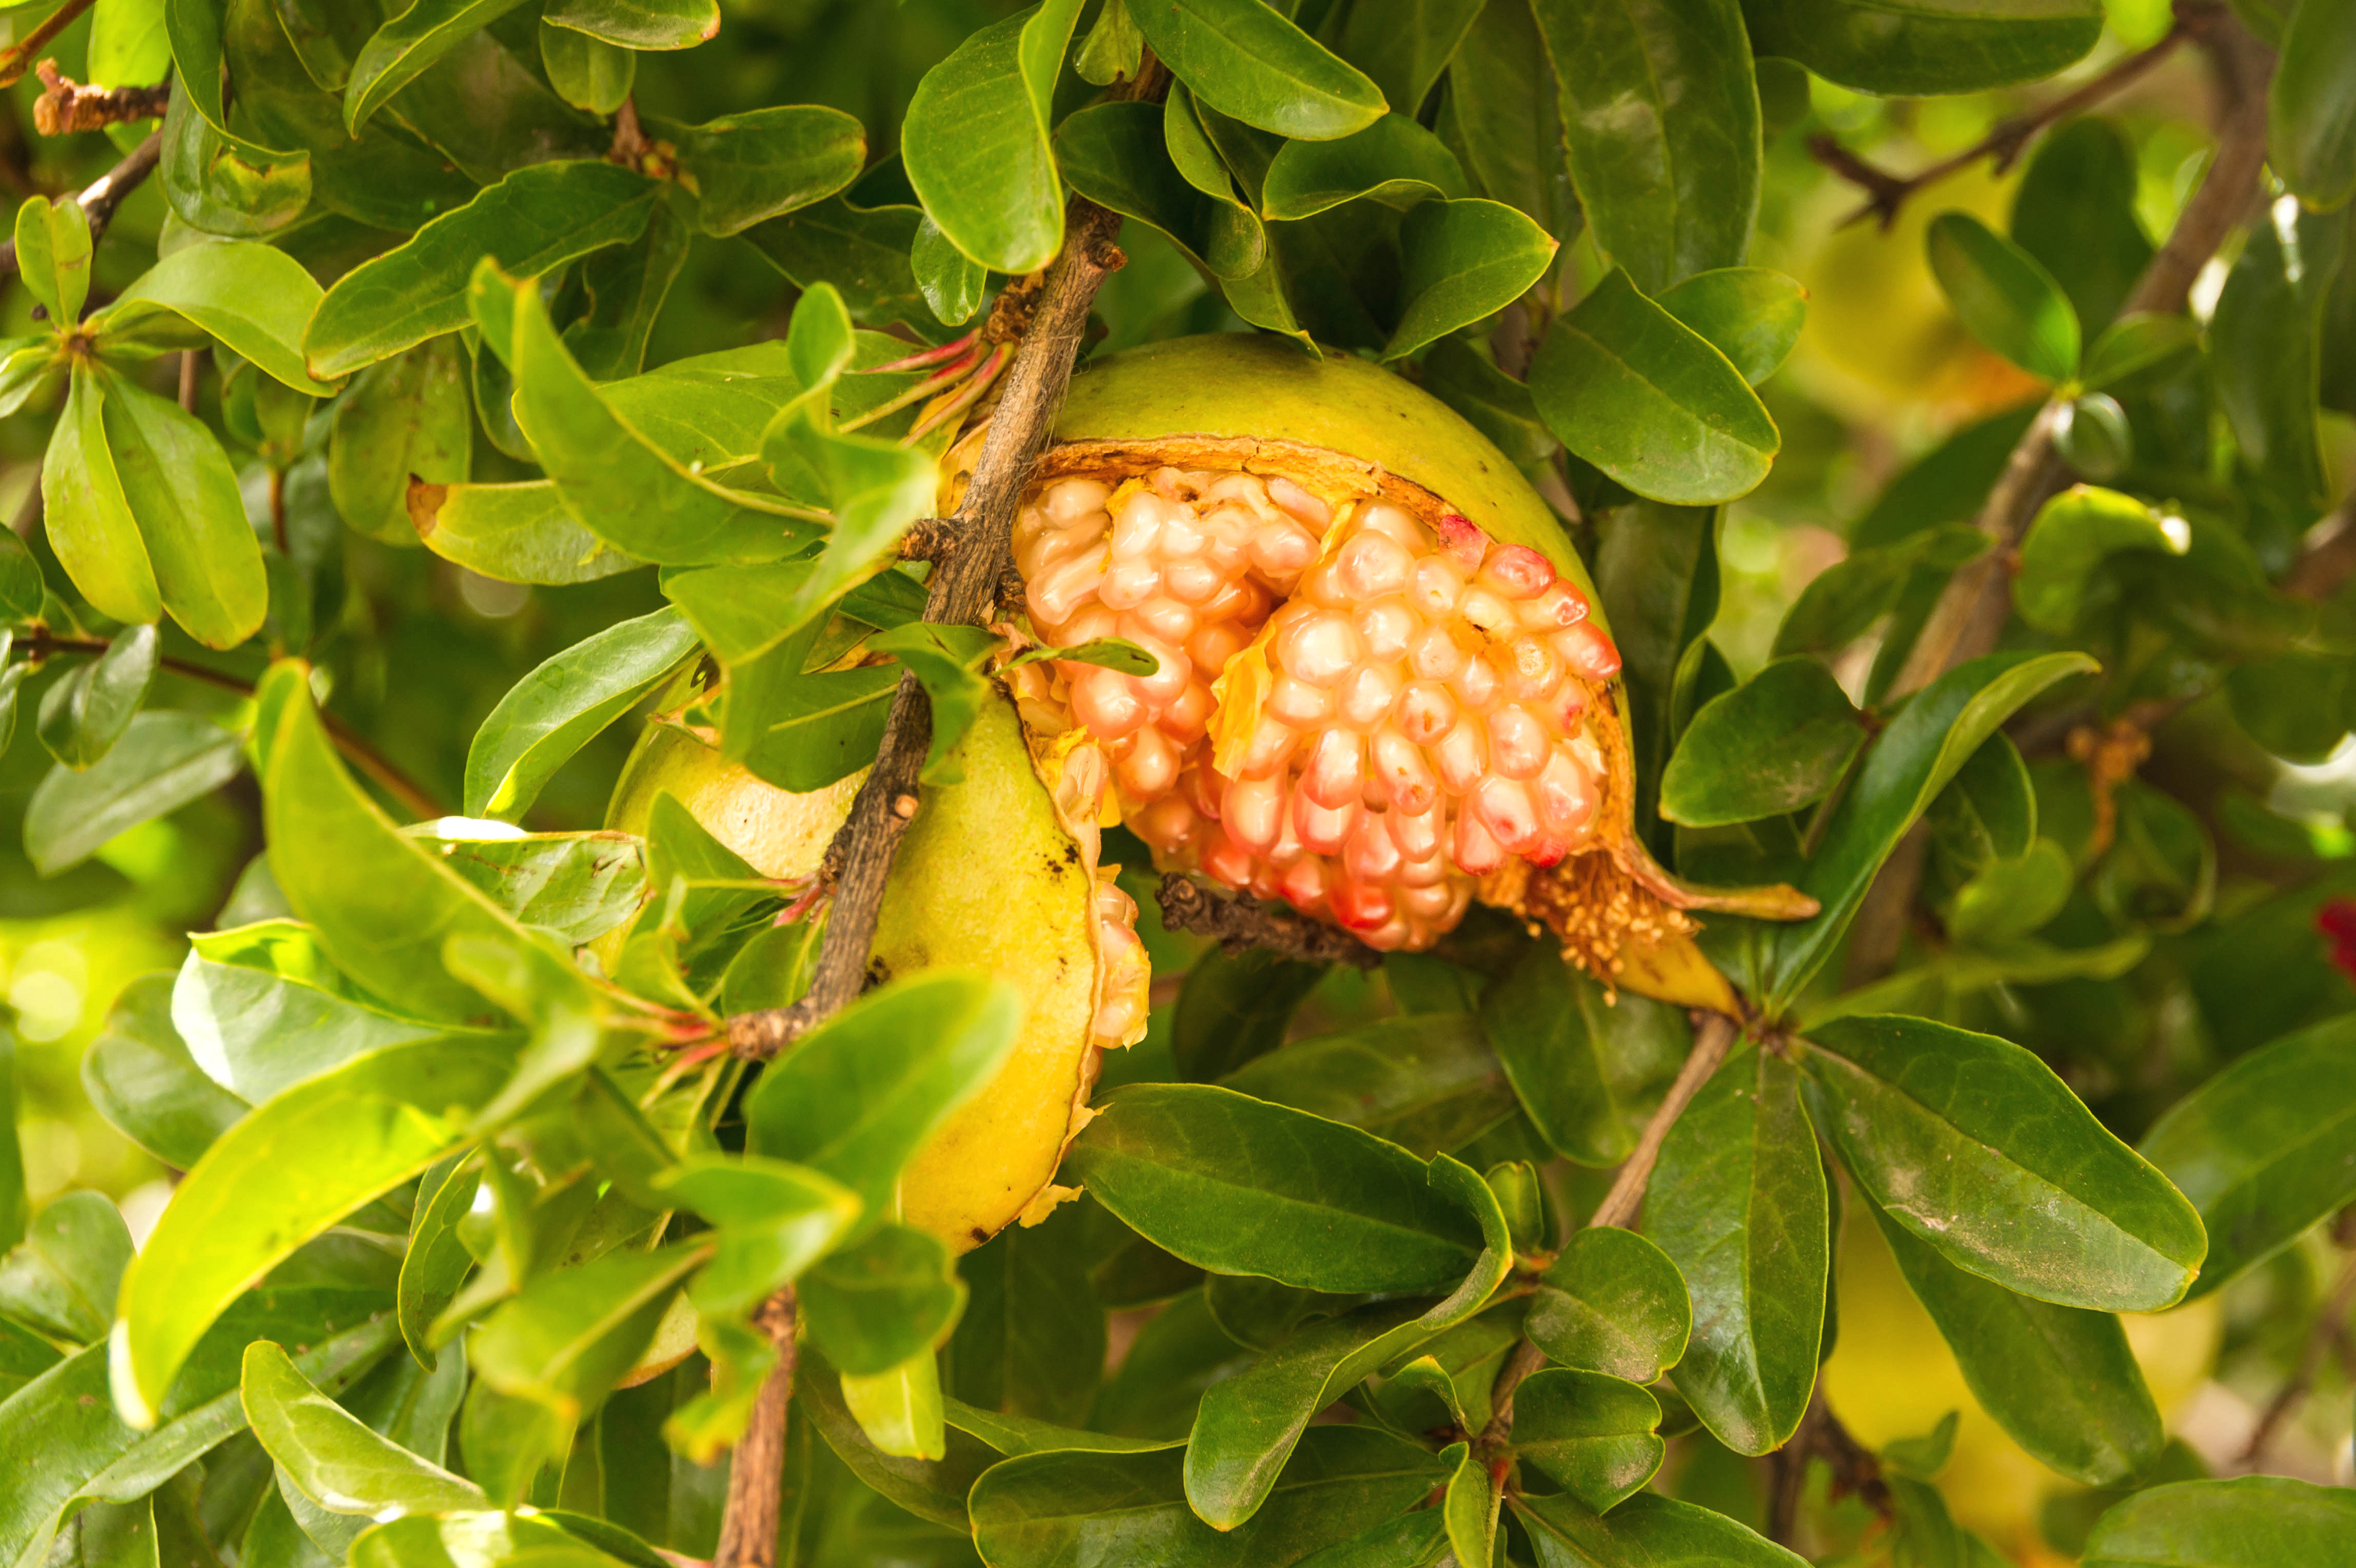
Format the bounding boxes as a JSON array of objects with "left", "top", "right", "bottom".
[
  {"left": 2240, "top": 1217, "right": 2356, "bottom": 1466},
  {"left": 0, "top": 128, "right": 161, "bottom": 276},
  {"left": 1809, "top": 14, "right": 2196, "bottom": 230},
  {"left": 1155, "top": 872, "right": 1381, "bottom": 969},
  {"left": 18, "top": 629, "right": 445, "bottom": 819},
  {"left": 2282, "top": 491, "right": 2356, "bottom": 602},
  {"left": 1842, "top": 13, "right": 2274, "bottom": 986},
  {"left": 713, "top": 1289, "right": 797, "bottom": 1568},
  {"left": 32, "top": 61, "right": 169, "bottom": 135},
  {"left": 0, "top": 0, "right": 96, "bottom": 90},
  {"left": 1588, "top": 1011, "right": 1739, "bottom": 1231},
  {"left": 176, "top": 349, "right": 198, "bottom": 413},
  {"left": 725, "top": 195, "right": 1130, "bottom": 1063}
]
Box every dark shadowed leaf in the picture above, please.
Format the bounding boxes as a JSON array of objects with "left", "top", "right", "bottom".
[
  {"left": 1478, "top": 943, "right": 1689, "bottom": 1166},
  {"left": 1515, "top": 1490, "right": 1806, "bottom": 1567},
  {"left": 1218, "top": 1012, "right": 1516, "bottom": 1158},
  {"left": 1740, "top": 0, "right": 2101, "bottom": 95}
]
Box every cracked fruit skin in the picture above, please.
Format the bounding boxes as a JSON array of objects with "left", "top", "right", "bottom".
[
  {"left": 606, "top": 692, "right": 1147, "bottom": 1253},
  {"left": 985, "top": 334, "right": 1812, "bottom": 998}
]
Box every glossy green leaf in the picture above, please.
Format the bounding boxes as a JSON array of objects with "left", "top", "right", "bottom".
[
  {"left": 654, "top": 106, "right": 865, "bottom": 238},
  {"left": 111, "top": 1031, "right": 521, "bottom": 1425},
  {"left": 0, "top": 1191, "right": 131, "bottom": 1345},
  {"left": 34, "top": 624, "right": 156, "bottom": 773},
  {"left": 1439, "top": 1440, "right": 1497, "bottom": 1568},
  {"left": 2211, "top": 211, "right": 2331, "bottom": 506},
  {"left": 1383, "top": 197, "right": 1559, "bottom": 361},
  {"left": 470, "top": 1242, "right": 711, "bottom": 1426},
  {"left": 466, "top": 607, "right": 699, "bottom": 819},
  {"left": 1066, "top": 1083, "right": 1492, "bottom": 1293},
  {"left": 329, "top": 336, "right": 472, "bottom": 546},
  {"left": 744, "top": 972, "right": 1023, "bottom": 1218},
  {"left": 242, "top": 1341, "right": 484, "bottom": 1518},
  {"left": 841, "top": 1350, "right": 948, "bottom": 1461},
  {"left": 540, "top": 21, "right": 634, "bottom": 113},
  {"left": 1130, "top": 0, "right": 1386, "bottom": 142},
  {"left": 308, "top": 163, "right": 660, "bottom": 380},
  {"left": 1764, "top": 650, "right": 2098, "bottom": 1008},
  {"left": 1661, "top": 656, "right": 1867, "bottom": 827},
  {"left": 412, "top": 480, "right": 645, "bottom": 584},
  {"left": 1740, "top": 0, "right": 2101, "bottom": 94},
  {"left": 1477, "top": 942, "right": 1689, "bottom": 1166},
  {"left": 865, "top": 623, "right": 995, "bottom": 784},
  {"left": 1530, "top": 270, "right": 1781, "bottom": 506},
  {"left": 739, "top": 664, "right": 901, "bottom": 793},
  {"left": 26, "top": 711, "right": 243, "bottom": 876},
  {"left": 1646, "top": 1041, "right": 1826, "bottom": 1455},
  {"left": 912, "top": 214, "right": 987, "bottom": 325},
  {"left": 398, "top": 1157, "right": 479, "bottom": 1370},
  {"left": 1804, "top": 1015, "right": 2204, "bottom": 1311},
  {"left": 2270, "top": 0, "right": 2356, "bottom": 210},
  {"left": 656, "top": 1153, "right": 860, "bottom": 1315},
  {"left": 95, "top": 368, "right": 270, "bottom": 650},
  {"left": 1515, "top": 1490, "right": 1807, "bottom": 1568},
  {"left": 2081, "top": 1476, "right": 2356, "bottom": 1568},
  {"left": 41, "top": 369, "right": 157, "bottom": 628},
  {"left": 1339, "top": 0, "right": 1484, "bottom": 115},
  {"left": 100, "top": 242, "right": 337, "bottom": 396},
  {"left": 1531, "top": 0, "right": 1759, "bottom": 293},
  {"left": 2012, "top": 486, "right": 2189, "bottom": 635},
  {"left": 901, "top": 0, "right": 1084, "bottom": 274},
  {"left": 79, "top": 975, "right": 246, "bottom": 1171},
  {"left": 1218, "top": 1012, "right": 1516, "bottom": 1159},
  {"left": 16, "top": 196, "right": 92, "bottom": 326},
  {"left": 946, "top": 1203, "right": 1104, "bottom": 1426},
  {"left": 944, "top": 1398, "right": 1174, "bottom": 1456},
  {"left": 1925, "top": 211, "right": 2080, "bottom": 383},
  {"left": 973, "top": 1426, "right": 1448, "bottom": 1567},
  {"left": 1261, "top": 113, "right": 1466, "bottom": 219},
  {"left": 257, "top": 661, "right": 588, "bottom": 1023},
  {"left": 2138, "top": 1012, "right": 2356, "bottom": 1300},
  {"left": 2081, "top": 312, "right": 2200, "bottom": 392},
  {"left": 800, "top": 1223, "right": 964, "bottom": 1377},
  {"left": 1657, "top": 267, "right": 1807, "bottom": 385},
  {"left": 1869, "top": 1206, "right": 2159, "bottom": 1485},
  {"left": 414, "top": 829, "right": 648, "bottom": 947},
  {"left": 1527, "top": 1225, "right": 1692, "bottom": 1383},
  {"left": 344, "top": 0, "right": 536, "bottom": 131},
  {"left": 1513, "top": 1368, "right": 1665, "bottom": 1513},
  {"left": 1441, "top": 0, "right": 1577, "bottom": 240},
  {"left": 1171, "top": 945, "right": 1326, "bottom": 1082},
  {"left": 544, "top": 0, "right": 717, "bottom": 48}
]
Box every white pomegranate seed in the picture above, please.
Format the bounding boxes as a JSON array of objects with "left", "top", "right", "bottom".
[
  {"left": 1432, "top": 722, "right": 1487, "bottom": 793},
  {"left": 1410, "top": 624, "right": 1469, "bottom": 682},
  {"left": 1449, "top": 653, "right": 1499, "bottom": 710},
  {"left": 1099, "top": 558, "right": 1159, "bottom": 610},
  {"left": 1267, "top": 675, "right": 1333, "bottom": 728},
  {"left": 1412, "top": 554, "right": 1467, "bottom": 617},
  {"left": 1225, "top": 774, "right": 1284, "bottom": 851},
  {"left": 1502, "top": 636, "right": 1563, "bottom": 701},
  {"left": 1355, "top": 597, "right": 1416, "bottom": 662},
  {"left": 1396, "top": 683, "right": 1456, "bottom": 746},
  {"left": 1045, "top": 477, "right": 1110, "bottom": 521},
  {"left": 1239, "top": 714, "right": 1299, "bottom": 778},
  {"left": 1070, "top": 665, "right": 1146, "bottom": 739},
  {"left": 1302, "top": 728, "right": 1365, "bottom": 809},
  {"left": 1336, "top": 662, "right": 1401, "bottom": 732},
  {"left": 1266, "top": 475, "right": 1331, "bottom": 530},
  {"left": 1275, "top": 608, "right": 1361, "bottom": 687},
  {"left": 1389, "top": 804, "right": 1443, "bottom": 860},
  {"left": 1488, "top": 704, "right": 1549, "bottom": 779},
  {"left": 1336, "top": 531, "right": 1415, "bottom": 599}
]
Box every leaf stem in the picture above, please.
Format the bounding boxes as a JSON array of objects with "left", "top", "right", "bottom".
[
  {"left": 1588, "top": 1010, "right": 1739, "bottom": 1231},
  {"left": 18, "top": 629, "right": 446, "bottom": 819},
  {"left": 714, "top": 1288, "right": 799, "bottom": 1568}
]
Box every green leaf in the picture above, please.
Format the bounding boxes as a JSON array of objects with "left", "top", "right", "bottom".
[
  {"left": 841, "top": 1350, "right": 948, "bottom": 1460},
  {"left": 89, "top": 0, "right": 171, "bottom": 95},
  {"left": 2138, "top": 1012, "right": 2356, "bottom": 1300},
  {"left": 944, "top": 1398, "right": 1174, "bottom": 1456},
  {"left": 466, "top": 607, "right": 700, "bottom": 819},
  {"left": 96, "top": 367, "right": 271, "bottom": 650},
  {"left": 15, "top": 196, "right": 92, "bottom": 326},
  {"left": 744, "top": 971, "right": 1023, "bottom": 1219},
  {"left": 1135, "top": 2, "right": 1387, "bottom": 142},
  {"left": 1515, "top": 1490, "right": 1807, "bottom": 1567},
  {"left": 345, "top": 0, "right": 536, "bottom": 132},
  {"left": 1513, "top": 1368, "right": 1665, "bottom": 1514},
  {"left": 35, "top": 624, "right": 156, "bottom": 772},
  {"left": 2269, "top": 0, "right": 2356, "bottom": 210},
  {"left": 2081, "top": 1476, "right": 2356, "bottom": 1568},
  {"left": 0, "top": 524, "right": 43, "bottom": 624},
  {"left": 1441, "top": 1439, "right": 1498, "bottom": 1568},
  {"left": 414, "top": 829, "right": 649, "bottom": 947},
  {"left": 1531, "top": 0, "right": 1760, "bottom": 293},
  {"left": 1171, "top": 944, "right": 1327, "bottom": 1082},
  {"left": 2211, "top": 211, "right": 2332, "bottom": 507},
  {"left": 1925, "top": 211, "right": 2080, "bottom": 383},
  {"left": 156, "top": 77, "right": 311, "bottom": 239},
  {"left": 1477, "top": 943, "right": 1690, "bottom": 1166},
  {"left": 657, "top": 1153, "right": 861, "bottom": 1315},
  {"left": 1526, "top": 1225, "right": 1692, "bottom": 1384},
  {"left": 1338, "top": 0, "right": 1484, "bottom": 115},
  {"left": 328, "top": 336, "right": 473, "bottom": 546},
  {"left": 0, "top": 1191, "right": 131, "bottom": 1344},
  {"left": 901, "top": 0, "right": 1084, "bottom": 274},
  {"left": 81, "top": 975, "right": 247, "bottom": 1171},
  {"left": 2081, "top": 312, "right": 2201, "bottom": 392},
  {"left": 1802, "top": 1015, "right": 2205, "bottom": 1311},
  {"left": 307, "top": 162, "right": 660, "bottom": 380},
  {"left": 2011, "top": 120, "right": 2153, "bottom": 336},
  {"left": 865, "top": 623, "right": 995, "bottom": 785},
  {"left": 470, "top": 1242, "right": 712, "bottom": 1426},
  {"left": 1065, "top": 1082, "right": 1492, "bottom": 1293},
  {"left": 1383, "top": 198, "right": 1559, "bottom": 361},
  {"left": 2015, "top": 487, "right": 2196, "bottom": 635},
  {"left": 972, "top": 1427, "right": 1449, "bottom": 1567},
  {"left": 38, "top": 369, "right": 151, "bottom": 631},
  {"left": 1740, "top": 0, "right": 2101, "bottom": 94},
  {"left": 540, "top": 21, "right": 635, "bottom": 114},
  {"left": 944, "top": 1203, "right": 1104, "bottom": 1426},
  {"left": 912, "top": 215, "right": 987, "bottom": 325},
  {"left": 398, "top": 1157, "right": 479, "bottom": 1370},
  {"left": 242, "top": 1342, "right": 484, "bottom": 1519},
  {"left": 1182, "top": 1161, "right": 1507, "bottom": 1529},
  {"left": 745, "top": 194, "right": 936, "bottom": 339},
  {"left": 1867, "top": 1205, "right": 2160, "bottom": 1486},
  {"left": 257, "top": 660, "right": 589, "bottom": 1024},
  {"left": 411, "top": 480, "right": 645, "bottom": 584},
  {"left": 1661, "top": 656, "right": 1867, "bottom": 827},
  {"left": 653, "top": 106, "right": 866, "bottom": 238},
  {"left": 739, "top": 664, "right": 901, "bottom": 793},
  {"left": 543, "top": 0, "right": 718, "bottom": 48},
  {"left": 800, "top": 1223, "right": 965, "bottom": 1377},
  {"left": 1646, "top": 1041, "right": 1826, "bottom": 1455},
  {"left": 1261, "top": 113, "right": 1467, "bottom": 220},
  {"left": 1764, "top": 650, "right": 2099, "bottom": 1009},
  {"left": 111, "top": 1033, "right": 521, "bottom": 1426},
  {"left": 27, "top": 711, "right": 243, "bottom": 876},
  {"left": 1657, "top": 268, "right": 1807, "bottom": 385},
  {"left": 99, "top": 242, "right": 338, "bottom": 396},
  {"left": 1441, "top": 0, "right": 1578, "bottom": 240},
  {"left": 1529, "top": 269, "right": 1781, "bottom": 506},
  {"left": 1945, "top": 837, "right": 2074, "bottom": 945},
  {"left": 1217, "top": 1012, "right": 1516, "bottom": 1159}
]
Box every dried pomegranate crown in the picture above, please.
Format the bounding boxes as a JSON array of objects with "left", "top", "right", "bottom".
[{"left": 973, "top": 334, "right": 1814, "bottom": 991}]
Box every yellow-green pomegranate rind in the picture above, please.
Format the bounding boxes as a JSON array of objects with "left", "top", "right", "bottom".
[{"left": 1050, "top": 334, "right": 1608, "bottom": 636}]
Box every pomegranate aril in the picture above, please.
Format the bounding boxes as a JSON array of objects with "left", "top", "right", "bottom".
[
  {"left": 1329, "top": 878, "right": 1392, "bottom": 930},
  {"left": 1276, "top": 607, "right": 1361, "bottom": 685},
  {"left": 1135, "top": 793, "right": 1196, "bottom": 851},
  {"left": 1397, "top": 683, "right": 1456, "bottom": 746},
  {"left": 1124, "top": 599, "right": 1194, "bottom": 647},
  {"left": 1164, "top": 681, "right": 1214, "bottom": 744},
  {"left": 1249, "top": 520, "right": 1321, "bottom": 581},
  {"left": 1344, "top": 817, "right": 1402, "bottom": 881},
  {"left": 1412, "top": 554, "right": 1466, "bottom": 617},
  {"left": 1489, "top": 704, "right": 1548, "bottom": 779},
  {"left": 1268, "top": 675, "right": 1333, "bottom": 727},
  {"left": 1164, "top": 558, "right": 1224, "bottom": 604},
  {"left": 1225, "top": 775, "right": 1284, "bottom": 851},
  {"left": 1277, "top": 857, "right": 1327, "bottom": 912},
  {"left": 1370, "top": 728, "right": 1437, "bottom": 814},
  {"left": 1390, "top": 804, "right": 1442, "bottom": 860},
  {"left": 1355, "top": 597, "right": 1415, "bottom": 662},
  {"left": 1461, "top": 586, "right": 1515, "bottom": 635},
  {"left": 1473, "top": 775, "right": 1542, "bottom": 854},
  {"left": 1239, "top": 714, "right": 1300, "bottom": 777},
  {"left": 1555, "top": 621, "right": 1622, "bottom": 681},
  {"left": 1118, "top": 726, "right": 1180, "bottom": 799},
  {"left": 1503, "top": 636, "right": 1563, "bottom": 701},
  {"left": 1411, "top": 625, "right": 1469, "bottom": 682},
  {"left": 1453, "top": 809, "right": 1505, "bottom": 874},
  {"left": 1303, "top": 728, "right": 1365, "bottom": 808},
  {"left": 1480, "top": 544, "right": 1556, "bottom": 599},
  {"left": 1535, "top": 749, "right": 1598, "bottom": 836},
  {"left": 1337, "top": 662, "right": 1401, "bottom": 731},
  {"left": 1449, "top": 654, "right": 1499, "bottom": 712},
  {"left": 1045, "top": 477, "right": 1110, "bottom": 521},
  {"left": 1100, "top": 559, "right": 1158, "bottom": 610},
  {"left": 1337, "top": 531, "right": 1415, "bottom": 599},
  {"left": 1521, "top": 582, "right": 1589, "bottom": 629},
  {"left": 1295, "top": 790, "right": 1358, "bottom": 854},
  {"left": 1071, "top": 666, "right": 1146, "bottom": 738},
  {"left": 1266, "top": 475, "right": 1331, "bottom": 530},
  {"left": 1433, "top": 721, "right": 1487, "bottom": 793}
]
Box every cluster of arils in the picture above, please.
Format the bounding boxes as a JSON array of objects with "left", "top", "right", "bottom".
[{"left": 1011, "top": 466, "right": 1624, "bottom": 951}]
